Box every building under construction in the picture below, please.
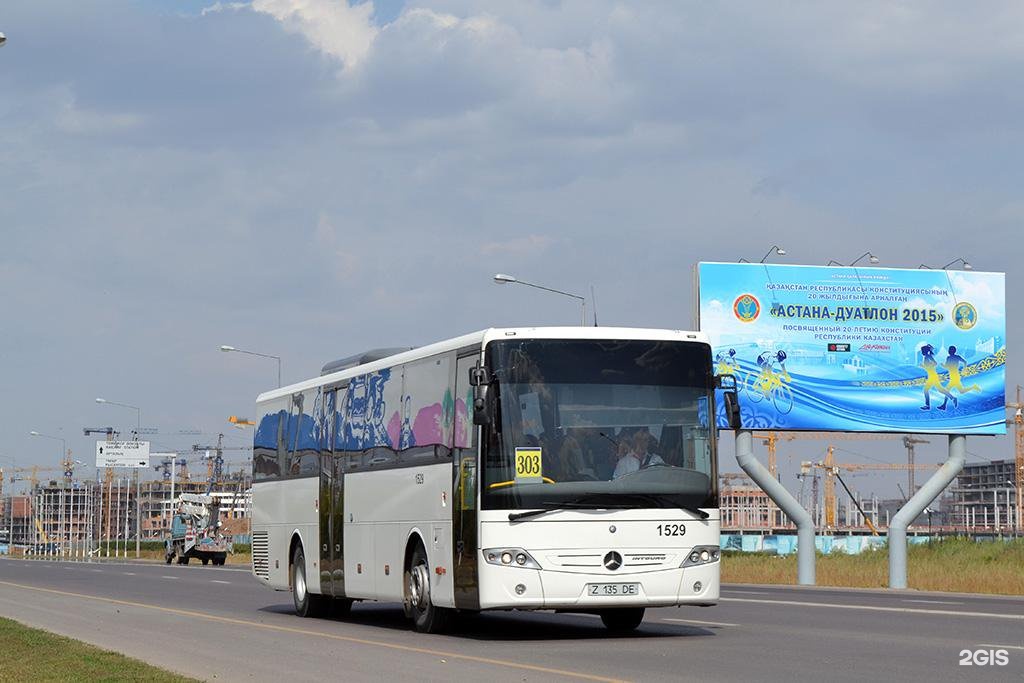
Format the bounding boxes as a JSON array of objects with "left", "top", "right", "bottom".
[{"left": 949, "top": 459, "right": 1019, "bottom": 531}]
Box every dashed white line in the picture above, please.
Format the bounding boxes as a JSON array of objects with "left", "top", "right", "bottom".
[
  {"left": 211, "top": 580, "right": 231, "bottom": 585},
  {"left": 160, "top": 576, "right": 179, "bottom": 580},
  {"left": 979, "top": 643, "right": 1024, "bottom": 651},
  {"left": 662, "top": 618, "right": 738, "bottom": 627},
  {"left": 123, "top": 572, "right": 136, "bottom": 576},
  {"left": 720, "top": 597, "right": 1024, "bottom": 621},
  {"left": 902, "top": 599, "right": 963, "bottom": 605}
]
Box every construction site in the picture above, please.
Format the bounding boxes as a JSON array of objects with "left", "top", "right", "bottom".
[
  {"left": 720, "top": 413, "right": 1022, "bottom": 539},
  {"left": 0, "top": 434, "right": 252, "bottom": 558}
]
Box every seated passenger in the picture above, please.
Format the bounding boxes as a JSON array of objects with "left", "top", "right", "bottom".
[{"left": 612, "top": 430, "right": 665, "bottom": 478}]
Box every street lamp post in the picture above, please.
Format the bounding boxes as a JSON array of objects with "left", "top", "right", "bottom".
[
  {"left": 828, "top": 252, "right": 879, "bottom": 267},
  {"left": 29, "top": 431, "right": 67, "bottom": 464},
  {"left": 942, "top": 257, "right": 973, "bottom": 271},
  {"left": 95, "top": 398, "right": 142, "bottom": 558},
  {"left": 493, "top": 273, "right": 587, "bottom": 326},
  {"left": 220, "top": 345, "right": 282, "bottom": 388}
]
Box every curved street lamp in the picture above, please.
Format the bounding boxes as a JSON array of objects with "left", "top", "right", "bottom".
[
  {"left": 828, "top": 252, "right": 879, "bottom": 267},
  {"left": 942, "top": 257, "right": 973, "bottom": 271},
  {"left": 30, "top": 431, "right": 67, "bottom": 462},
  {"left": 493, "top": 273, "right": 586, "bottom": 326},
  {"left": 95, "top": 397, "right": 141, "bottom": 434},
  {"left": 759, "top": 245, "right": 786, "bottom": 263},
  {"left": 220, "top": 345, "right": 282, "bottom": 387}
]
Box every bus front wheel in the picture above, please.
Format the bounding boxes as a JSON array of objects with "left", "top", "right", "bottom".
[
  {"left": 600, "top": 607, "right": 645, "bottom": 632},
  {"left": 405, "top": 542, "right": 451, "bottom": 633}
]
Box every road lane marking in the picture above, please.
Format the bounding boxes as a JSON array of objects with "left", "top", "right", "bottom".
[
  {"left": 979, "top": 643, "right": 1024, "bottom": 651},
  {"left": 123, "top": 572, "right": 136, "bottom": 576},
  {"left": 902, "top": 599, "right": 963, "bottom": 605},
  {"left": 0, "top": 580, "right": 624, "bottom": 683},
  {"left": 722, "top": 590, "right": 769, "bottom": 595},
  {"left": 211, "top": 580, "right": 231, "bottom": 585},
  {"left": 160, "top": 576, "right": 179, "bottom": 580},
  {"left": 720, "top": 597, "right": 1024, "bottom": 621},
  {"left": 662, "top": 618, "right": 737, "bottom": 627}
]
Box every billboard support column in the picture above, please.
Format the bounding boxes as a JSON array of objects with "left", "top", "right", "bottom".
[
  {"left": 736, "top": 430, "right": 816, "bottom": 585},
  {"left": 888, "top": 434, "right": 965, "bottom": 589}
]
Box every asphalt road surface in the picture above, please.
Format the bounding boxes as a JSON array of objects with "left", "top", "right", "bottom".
[{"left": 0, "top": 558, "right": 1021, "bottom": 682}]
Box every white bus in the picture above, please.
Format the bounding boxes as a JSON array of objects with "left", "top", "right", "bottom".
[{"left": 251, "top": 327, "right": 738, "bottom": 633}]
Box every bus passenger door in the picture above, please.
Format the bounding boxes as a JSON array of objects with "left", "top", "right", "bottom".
[
  {"left": 331, "top": 401, "right": 346, "bottom": 598},
  {"left": 452, "top": 353, "right": 480, "bottom": 610},
  {"left": 319, "top": 389, "right": 337, "bottom": 596}
]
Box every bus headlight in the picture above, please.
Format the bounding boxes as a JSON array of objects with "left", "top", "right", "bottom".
[
  {"left": 681, "top": 546, "right": 720, "bottom": 568},
  {"left": 484, "top": 547, "right": 542, "bottom": 570}
]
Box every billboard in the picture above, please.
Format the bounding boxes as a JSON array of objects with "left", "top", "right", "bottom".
[{"left": 697, "top": 262, "right": 1006, "bottom": 434}]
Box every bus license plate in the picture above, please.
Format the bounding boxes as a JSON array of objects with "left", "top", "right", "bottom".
[{"left": 587, "top": 583, "right": 639, "bottom": 597}]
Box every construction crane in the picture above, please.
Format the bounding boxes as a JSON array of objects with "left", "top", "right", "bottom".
[
  {"left": 902, "top": 436, "right": 930, "bottom": 494},
  {"left": 802, "top": 445, "right": 940, "bottom": 531},
  {"left": 9, "top": 466, "right": 62, "bottom": 491},
  {"left": 753, "top": 431, "right": 903, "bottom": 479},
  {"left": 192, "top": 434, "right": 252, "bottom": 494}
]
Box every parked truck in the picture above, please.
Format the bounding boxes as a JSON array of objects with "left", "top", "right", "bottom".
[{"left": 165, "top": 493, "right": 232, "bottom": 566}]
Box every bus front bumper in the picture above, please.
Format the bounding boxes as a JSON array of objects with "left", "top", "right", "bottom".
[{"left": 477, "top": 562, "right": 719, "bottom": 610}]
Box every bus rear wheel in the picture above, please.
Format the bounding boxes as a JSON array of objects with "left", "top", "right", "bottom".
[
  {"left": 292, "top": 545, "right": 325, "bottom": 618},
  {"left": 600, "top": 607, "right": 645, "bottom": 632},
  {"left": 405, "top": 542, "right": 451, "bottom": 633}
]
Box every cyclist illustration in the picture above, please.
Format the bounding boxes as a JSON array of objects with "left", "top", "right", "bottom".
[
  {"left": 939, "top": 345, "right": 980, "bottom": 409},
  {"left": 744, "top": 349, "right": 794, "bottom": 414},
  {"left": 715, "top": 348, "right": 740, "bottom": 376},
  {"left": 920, "top": 344, "right": 957, "bottom": 411}
]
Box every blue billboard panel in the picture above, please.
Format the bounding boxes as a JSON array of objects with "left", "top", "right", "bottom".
[{"left": 697, "top": 263, "right": 1006, "bottom": 434}]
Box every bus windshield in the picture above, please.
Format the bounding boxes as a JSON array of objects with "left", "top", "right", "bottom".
[{"left": 483, "top": 338, "right": 717, "bottom": 511}]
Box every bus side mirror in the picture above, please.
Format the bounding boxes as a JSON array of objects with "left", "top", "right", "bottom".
[
  {"left": 470, "top": 363, "right": 492, "bottom": 427},
  {"left": 716, "top": 375, "right": 742, "bottom": 430},
  {"left": 723, "top": 390, "right": 741, "bottom": 430}
]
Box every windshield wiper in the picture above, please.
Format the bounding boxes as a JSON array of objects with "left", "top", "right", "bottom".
[
  {"left": 507, "top": 493, "right": 711, "bottom": 522},
  {"left": 609, "top": 492, "right": 711, "bottom": 520},
  {"left": 507, "top": 500, "right": 632, "bottom": 522}
]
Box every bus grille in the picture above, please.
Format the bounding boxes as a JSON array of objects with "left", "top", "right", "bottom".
[{"left": 252, "top": 531, "right": 270, "bottom": 580}]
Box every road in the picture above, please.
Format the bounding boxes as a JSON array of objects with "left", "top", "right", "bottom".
[{"left": 0, "top": 558, "right": 1021, "bottom": 682}]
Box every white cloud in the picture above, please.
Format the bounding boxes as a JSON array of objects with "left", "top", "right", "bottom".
[
  {"left": 251, "top": 0, "right": 379, "bottom": 69},
  {"left": 200, "top": 2, "right": 249, "bottom": 16}
]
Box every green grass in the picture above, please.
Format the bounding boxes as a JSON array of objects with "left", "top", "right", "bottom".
[
  {"left": 0, "top": 617, "right": 197, "bottom": 682},
  {"left": 721, "top": 537, "right": 1024, "bottom": 594}
]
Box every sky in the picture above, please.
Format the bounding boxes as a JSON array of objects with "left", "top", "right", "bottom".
[{"left": 1, "top": 1, "right": 1022, "bottom": 499}]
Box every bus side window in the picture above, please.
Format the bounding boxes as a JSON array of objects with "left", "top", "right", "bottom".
[
  {"left": 286, "top": 393, "right": 303, "bottom": 476},
  {"left": 275, "top": 407, "right": 288, "bottom": 478}
]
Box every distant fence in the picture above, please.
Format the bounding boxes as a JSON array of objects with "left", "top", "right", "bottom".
[{"left": 721, "top": 534, "right": 932, "bottom": 555}]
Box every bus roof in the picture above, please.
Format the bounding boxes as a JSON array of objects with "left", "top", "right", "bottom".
[{"left": 255, "top": 327, "right": 708, "bottom": 403}]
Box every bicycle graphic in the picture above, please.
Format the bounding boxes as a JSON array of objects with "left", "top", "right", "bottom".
[{"left": 743, "top": 351, "right": 794, "bottom": 414}]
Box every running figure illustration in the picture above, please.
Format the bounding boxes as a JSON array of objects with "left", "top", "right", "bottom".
[
  {"left": 920, "top": 344, "right": 957, "bottom": 411},
  {"left": 939, "top": 345, "right": 981, "bottom": 409}
]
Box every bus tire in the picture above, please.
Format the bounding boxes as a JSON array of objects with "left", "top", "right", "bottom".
[
  {"left": 600, "top": 607, "right": 645, "bottom": 632},
  {"left": 292, "top": 545, "right": 324, "bottom": 618},
  {"left": 201, "top": 557, "right": 209, "bottom": 566},
  {"left": 405, "top": 542, "right": 451, "bottom": 633}
]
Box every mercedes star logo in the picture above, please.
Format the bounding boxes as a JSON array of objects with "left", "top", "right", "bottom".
[{"left": 603, "top": 551, "right": 623, "bottom": 571}]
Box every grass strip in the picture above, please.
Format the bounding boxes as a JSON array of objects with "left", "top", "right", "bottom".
[
  {"left": 0, "top": 616, "right": 198, "bottom": 682},
  {"left": 721, "top": 537, "right": 1024, "bottom": 594}
]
